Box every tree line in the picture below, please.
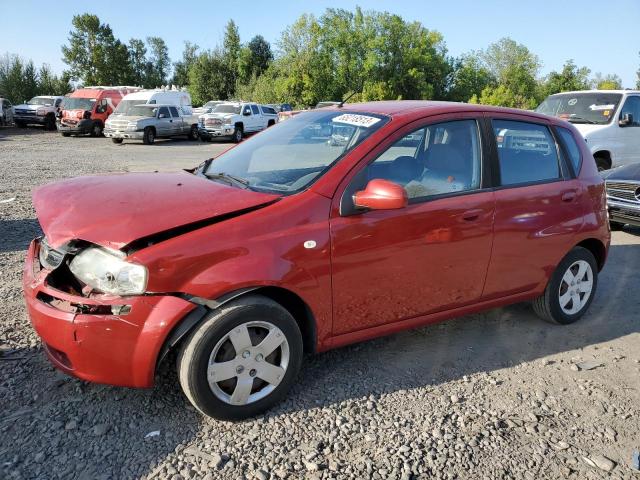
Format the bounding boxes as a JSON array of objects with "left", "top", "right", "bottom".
[{"left": 1, "top": 9, "right": 638, "bottom": 108}]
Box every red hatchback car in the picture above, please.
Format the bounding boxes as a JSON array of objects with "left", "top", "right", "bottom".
[{"left": 24, "top": 101, "right": 610, "bottom": 420}]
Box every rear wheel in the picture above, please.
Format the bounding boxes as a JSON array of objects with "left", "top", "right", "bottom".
[
  {"left": 188, "top": 124, "right": 199, "bottom": 140},
  {"left": 111, "top": 138, "right": 123, "bottom": 144},
  {"left": 177, "top": 295, "right": 303, "bottom": 420},
  {"left": 532, "top": 247, "right": 598, "bottom": 325},
  {"left": 143, "top": 127, "right": 155, "bottom": 145}
]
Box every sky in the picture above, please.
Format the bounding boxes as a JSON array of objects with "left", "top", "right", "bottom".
[{"left": 2, "top": 0, "right": 639, "bottom": 87}]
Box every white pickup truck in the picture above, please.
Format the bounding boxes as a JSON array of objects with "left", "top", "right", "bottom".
[
  {"left": 13, "top": 95, "right": 64, "bottom": 130},
  {"left": 198, "top": 102, "right": 278, "bottom": 142},
  {"left": 536, "top": 89, "right": 640, "bottom": 170}
]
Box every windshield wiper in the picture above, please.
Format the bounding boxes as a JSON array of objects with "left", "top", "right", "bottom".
[
  {"left": 567, "top": 116, "right": 598, "bottom": 125},
  {"left": 205, "top": 171, "right": 251, "bottom": 189}
]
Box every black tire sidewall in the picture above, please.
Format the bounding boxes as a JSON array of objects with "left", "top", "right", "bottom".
[
  {"left": 143, "top": 127, "right": 155, "bottom": 145},
  {"left": 182, "top": 301, "right": 303, "bottom": 420},
  {"left": 189, "top": 125, "right": 198, "bottom": 140},
  {"left": 546, "top": 248, "right": 598, "bottom": 325},
  {"left": 233, "top": 126, "right": 242, "bottom": 143}
]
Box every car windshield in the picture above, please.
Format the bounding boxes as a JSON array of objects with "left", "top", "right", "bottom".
[
  {"left": 114, "top": 99, "right": 149, "bottom": 115},
  {"left": 536, "top": 93, "right": 622, "bottom": 124},
  {"left": 27, "top": 97, "right": 54, "bottom": 106},
  {"left": 61, "top": 97, "right": 96, "bottom": 111},
  {"left": 203, "top": 110, "right": 389, "bottom": 194},
  {"left": 213, "top": 104, "right": 241, "bottom": 114},
  {"left": 125, "top": 105, "right": 157, "bottom": 117},
  {"left": 204, "top": 101, "right": 221, "bottom": 108}
]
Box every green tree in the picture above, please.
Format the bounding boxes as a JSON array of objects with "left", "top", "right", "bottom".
[
  {"left": 592, "top": 73, "right": 622, "bottom": 90},
  {"left": 542, "top": 60, "right": 591, "bottom": 96},
  {"left": 188, "top": 49, "right": 231, "bottom": 105},
  {"left": 221, "top": 20, "right": 241, "bottom": 97},
  {"left": 145, "top": 36, "right": 170, "bottom": 87},
  {"left": 62, "top": 13, "right": 134, "bottom": 85},
  {"left": 0, "top": 54, "right": 25, "bottom": 102},
  {"left": 238, "top": 35, "right": 272, "bottom": 84},
  {"left": 470, "top": 84, "right": 537, "bottom": 110},
  {"left": 447, "top": 53, "right": 492, "bottom": 102},
  {"left": 172, "top": 41, "right": 199, "bottom": 87},
  {"left": 128, "top": 38, "right": 147, "bottom": 86},
  {"left": 22, "top": 60, "right": 39, "bottom": 99}
]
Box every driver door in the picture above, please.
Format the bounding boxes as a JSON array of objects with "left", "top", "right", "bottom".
[
  {"left": 330, "top": 115, "right": 495, "bottom": 335},
  {"left": 156, "top": 106, "right": 172, "bottom": 136}
]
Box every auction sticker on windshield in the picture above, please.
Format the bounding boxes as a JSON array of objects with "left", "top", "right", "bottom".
[{"left": 332, "top": 114, "right": 381, "bottom": 128}]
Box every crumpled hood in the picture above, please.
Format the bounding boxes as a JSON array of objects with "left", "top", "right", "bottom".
[{"left": 33, "top": 172, "right": 279, "bottom": 250}]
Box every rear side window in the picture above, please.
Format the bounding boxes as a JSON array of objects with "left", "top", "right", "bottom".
[
  {"left": 493, "top": 120, "right": 560, "bottom": 186},
  {"left": 261, "top": 106, "right": 276, "bottom": 115},
  {"left": 251, "top": 104, "right": 260, "bottom": 115},
  {"left": 169, "top": 106, "right": 180, "bottom": 117},
  {"left": 556, "top": 127, "right": 582, "bottom": 175}
]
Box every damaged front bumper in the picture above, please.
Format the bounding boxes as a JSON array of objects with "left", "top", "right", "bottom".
[
  {"left": 22, "top": 239, "right": 196, "bottom": 387},
  {"left": 103, "top": 128, "right": 144, "bottom": 140}
]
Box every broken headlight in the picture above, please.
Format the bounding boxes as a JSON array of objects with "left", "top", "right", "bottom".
[
  {"left": 69, "top": 247, "right": 147, "bottom": 296},
  {"left": 39, "top": 237, "right": 66, "bottom": 270}
]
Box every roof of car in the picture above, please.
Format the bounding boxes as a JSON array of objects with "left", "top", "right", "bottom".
[
  {"left": 547, "top": 89, "right": 640, "bottom": 95},
  {"left": 325, "top": 100, "right": 552, "bottom": 121}
]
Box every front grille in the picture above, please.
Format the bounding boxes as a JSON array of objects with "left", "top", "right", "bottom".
[
  {"left": 606, "top": 181, "right": 640, "bottom": 203},
  {"left": 108, "top": 120, "right": 129, "bottom": 129},
  {"left": 15, "top": 109, "right": 36, "bottom": 116},
  {"left": 205, "top": 118, "right": 222, "bottom": 126}
]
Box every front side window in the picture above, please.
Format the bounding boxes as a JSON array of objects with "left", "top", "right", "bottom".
[
  {"left": 494, "top": 120, "right": 560, "bottom": 186},
  {"left": 158, "top": 106, "right": 170, "bottom": 118},
  {"left": 619, "top": 96, "right": 640, "bottom": 126},
  {"left": 251, "top": 104, "right": 260, "bottom": 115},
  {"left": 203, "top": 110, "right": 389, "bottom": 194},
  {"left": 365, "top": 119, "right": 482, "bottom": 200}
]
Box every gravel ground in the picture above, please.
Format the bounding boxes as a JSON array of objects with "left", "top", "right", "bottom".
[{"left": 0, "top": 127, "right": 639, "bottom": 480}]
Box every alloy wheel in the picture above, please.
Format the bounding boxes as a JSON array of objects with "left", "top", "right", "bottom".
[
  {"left": 558, "top": 260, "right": 593, "bottom": 315},
  {"left": 207, "top": 321, "right": 289, "bottom": 406}
]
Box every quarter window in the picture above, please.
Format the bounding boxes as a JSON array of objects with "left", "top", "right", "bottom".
[
  {"left": 493, "top": 120, "right": 561, "bottom": 186},
  {"left": 556, "top": 127, "right": 582, "bottom": 175},
  {"left": 365, "top": 119, "right": 482, "bottom": 200}
]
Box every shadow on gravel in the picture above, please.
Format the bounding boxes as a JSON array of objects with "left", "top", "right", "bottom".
[
  {"left": 0, "top": 219, "right": 41, "bottom": 253},
  {"left": 1, "top": 243, "right": 638, "bottom": 479}
]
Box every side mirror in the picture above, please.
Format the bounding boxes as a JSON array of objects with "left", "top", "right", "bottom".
[
  {"left": 619, "top": 113, "right": 633, "bottom": 127},
  {"left": 243, "top": 109, "right": 251, "bottom": 116},
  {"left": 159, "top": 113, "right": 168, "bottom": 119},
  {"left": 353, "top": 179, "right": 408, "bottom": 211}
]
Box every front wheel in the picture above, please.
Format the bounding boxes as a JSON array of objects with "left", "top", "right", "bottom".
[
  {"left": 90, "top": 122, "right": 103, "bottom": 137},
  {"left": 177, "top": 295, "right": 303, "bottom": 420},
  {"left": 15, "top": 120, "right": 26, "bottom": 128},
  {"left": 142, "top": 127, "right": 155, "bottom": 145},
  {"left": 532, "top": 247, "right": 598, "bottom": 325},
  {"left": 232, "top": 125, "right": 243, "bottom": 143},
  {"left": 45, "top": 114, "right": 56, "bottom": 131},
  {"left": 609, "top": 221, "right": 625, "bottom": 231},
  {"left": 111, "top": 138, "right": 123, "bottom": 144}
]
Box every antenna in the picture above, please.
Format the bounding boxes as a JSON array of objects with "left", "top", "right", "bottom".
[{"left": 338, "top": 90, "right": 358, "bottom": 108}]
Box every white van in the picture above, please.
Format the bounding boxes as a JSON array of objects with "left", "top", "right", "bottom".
[
  {"left": 112, "top": 89, "right": 193, "bottom": 116},
  {"left": 536, "top": 90, "right": 640, "bottom": 170}
]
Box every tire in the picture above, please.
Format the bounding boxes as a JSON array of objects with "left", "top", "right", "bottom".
[
  {"left": 267, "top": 120, "right": 275, "bottom": 128},
  {"left": 15, "top": 121, "right": 26, "bottom": 128},
  {"left": 199, "top": 134, "right": 209, "bottom": 142},
  {"left": 609, "top": 221, "right": 625, "bottom": 231},
  {"left": 232, "top": 125, "right": 243, "bottom": 143},
  {"left": 188, "top": 124, "right": 199, "bottom": 140},
  {"left": 90, "top": 122, "right": 103, "bottom": 137},
  {"left": 142, "top": 127, "right": 155, "bottom": 145},
  {"left": 532, "top": 246, "right": 598, "bottom": 325},
  {"left": 61, "top": 132, "right": 71, "bottom": 137},
  {"left": 177, "top": 295, "right": 303, "bottom": 420},
  {"left": 111, "top": 138, "right": 123, "bottom": 144},
  {"left": 594, "top": 157, "right": 609, "bottom": 172},
  {"left": 45, "top": 114, "right": 56, "bottom": 131}
]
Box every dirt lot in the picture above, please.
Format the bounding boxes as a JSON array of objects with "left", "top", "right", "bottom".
[{"left": 0, "top": 127, "right": 639, "bottom": 480}]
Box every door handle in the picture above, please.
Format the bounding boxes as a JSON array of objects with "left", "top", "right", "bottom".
[
  {"left": 561, "top": 190, "right": 577, "bottom": 202},
  {"left": 461, "top": 209, "right": 484, "bottom": 221}
]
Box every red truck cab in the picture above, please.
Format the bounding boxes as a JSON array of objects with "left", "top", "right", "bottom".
[{"left": 57, "top": 86, "right": 140, "bottom": 137}]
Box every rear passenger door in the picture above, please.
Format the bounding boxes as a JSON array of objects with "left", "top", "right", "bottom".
[
  {"left": 482, "top": 115, "right": 584, "bottom": 300},
  {"left": 250, "top": 104, "right": 262, "bottom": 131}
]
